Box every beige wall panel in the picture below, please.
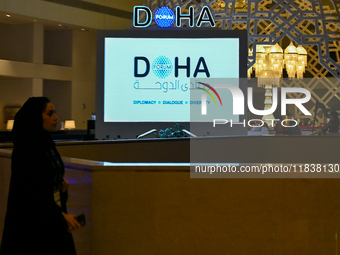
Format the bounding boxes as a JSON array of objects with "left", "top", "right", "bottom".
[
  {"left": 32, "top": 78, "right": 43, "bottom": 96},
  {"left": 0, "top": 23, "right": 33, "bottom": 62},
  {"left": 5, "top": 0, "right": 30, "bottom": 16},
  {"left": 72, "top": 31, "right": 96, "bottom": 81},
  {"left": 70, "top": 81, "right": 96, "bottom": 129},
  {"left": 0, "top": 1, "right": 5, "bottom": 10},
  {"left": 0, "top": 60, "right": 72, "bottom": 80},
  {"left": 57, "top": 5, "right": 131, "bottom": 30},
  {"left": 1, "top": 0, "right": 132, "bottom": 30},
  {"left": 71, "top": 30, "right": 97, "bottom": 129},
  {"left": 58, "top": 5, "right": 88, "bottom": 28},
  {"left": 32, "top": 23, "right": 44, "bottom": 64},
  {"left": 71, "top": 81, "right": 96, "bottom": 128},
  {"left": 44, "top": 30, "right": 73, "bottom": 67},
  {"left": 82, "top": 0, "right": 141, "bottom": 12},
  {"left": 0, "top": 78, "right": 32, "bottom": 129},
  {"left": 25, "top": 1, "right": 60, "bottom": 22},
  {"left": 102, "top": 14, "right": 131, "bottom": 29},
  {"left": 43, "top": 79, "right": 72, "bottom": 128}
]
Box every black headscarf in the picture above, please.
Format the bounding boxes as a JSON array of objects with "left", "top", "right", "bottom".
[
  {"left": 12, "top": 96, "right": 64, "bottom": 192},
  {"left": 12, "top": 97, "right": 52, "bottom": 146}
]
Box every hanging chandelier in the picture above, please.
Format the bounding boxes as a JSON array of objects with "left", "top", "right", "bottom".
[
  {"left": 248, "top": 42, "right": 307, "bottom": 126},
  {"left": 249, "top": 43, "right": 307, "bottom": 86}
]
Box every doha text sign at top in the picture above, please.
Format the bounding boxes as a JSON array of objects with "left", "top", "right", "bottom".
[{"left": 133, "top": 6, "right": 215, "bottom": 28}]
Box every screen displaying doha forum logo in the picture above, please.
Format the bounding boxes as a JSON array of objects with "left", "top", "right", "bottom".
[{"left": 104, "top": 37, "right": 240, "bottom": 122}]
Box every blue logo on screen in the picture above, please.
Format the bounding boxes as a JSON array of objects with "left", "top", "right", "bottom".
[
  {"left": 154, "top": 7, "right": 175, "bottom": 27},
  {"left": 152, "top": 56, "right": 173, "bottom": 78}
]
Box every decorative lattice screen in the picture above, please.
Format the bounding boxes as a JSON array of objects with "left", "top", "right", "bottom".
[{"left": 139, "top": 0, "right": 340, "bottom": 122}]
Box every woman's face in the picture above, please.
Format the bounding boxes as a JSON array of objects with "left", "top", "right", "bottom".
[{"left": 42, "top": 102, "right": 58, "bottom": 132}]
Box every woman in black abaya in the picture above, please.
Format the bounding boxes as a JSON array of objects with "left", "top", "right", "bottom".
[{"left": 0, "top": 97, "right": 81, "bottom": 255}]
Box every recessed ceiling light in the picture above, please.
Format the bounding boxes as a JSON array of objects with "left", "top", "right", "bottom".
[
  {"left": 6, "top": 14, "right": 11, "bottom": 18},
  {"left": 58, "top": 24, "right": 62, "bottom": 27}
]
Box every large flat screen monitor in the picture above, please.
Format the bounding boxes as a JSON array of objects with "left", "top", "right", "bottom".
[{"left": 96, "top": 29, "right": 248, "bottom": 139}]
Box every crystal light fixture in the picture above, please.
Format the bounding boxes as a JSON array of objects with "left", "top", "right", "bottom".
[
  {"left": 284, "top": 42, "right": 298, "bottom": 79},
  {"left": 250, "top": 44, "right": 283, "bottom": 87},
  {"left": 249, "top": 42, "right": 307, "bottom": 82},
  {"left": 248, "top": 43, "right": 307, "bottom": 126}
]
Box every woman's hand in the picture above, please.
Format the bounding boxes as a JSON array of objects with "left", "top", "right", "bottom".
[
  {"left": 61, "top": 179, "right": 69, "bottom": 193},
  {"left": 62, "top": 212, "right": 82, "bottom": 232}
]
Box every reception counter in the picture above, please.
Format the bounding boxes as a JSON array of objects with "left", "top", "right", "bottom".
[
  {"left": 1, "top": 135, "right": 340, "bottom": 254},
  {"left": 1, "top": 140, "right": 340, "bottom": 254}
]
